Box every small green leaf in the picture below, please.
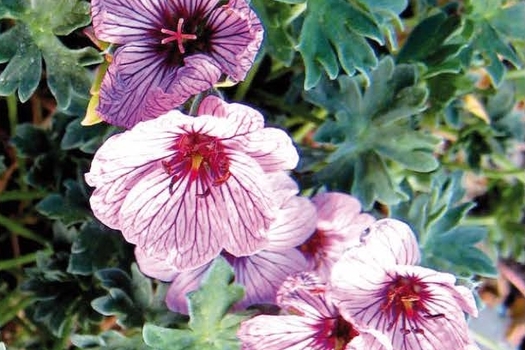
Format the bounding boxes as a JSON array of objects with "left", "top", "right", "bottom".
[
  {"left": 252, "top": 0, "right": 297, "bottom": 65},
  {"left": 0, "top": 156, "right": 6, "bottom": 175},
  {"left": 11, "top": 124, "right": 50, "bottom": 158},
  {"left": 36, "top": 179, "right": 91, "bottom": 225},
  {"left": 0, "top": 25, "right": 42, "bottom": 102},
  {"left": 143, "top": 257, "right": 247, "bottom": 350}
]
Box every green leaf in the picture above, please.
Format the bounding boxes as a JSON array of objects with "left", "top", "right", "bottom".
[
  {"left": 297, "top": 0, "right": 406, "bottom": 89},
  {"left": 36, "top": 179, "right": 91, "bottom": 225},
  {"left": 142, "top": 257, "right": 247, "bottom": 350},
  {"left": 252, "top": 0, "right": 298, "bottom": 65},
  {"left": 68, "top": 221, "right": 130, "bottom": 275},
  {"left": 11, "top": 124, "right": 51, "bottom": 158},
  {"left": 0, "top": 156, "right": 6, "bottom": 175},
  {"left": 465, "top": 0, "right": 523, "bottom": 85},
  {"left": 0, "top": 0, "right": 103, "bottom": 113},
  {"left": 71, "top": 331, "right": 148, "bottom": 349},
  {"left": 61, "top": 117, "right": 116, "bottom": 153},
  {"left": 93, "top": 264, "right": 179, "bottom": 328},
  {"left": 0, "top": 25, "right": 42, "bottom": 102},
  {"left": 396, "top": 11, "right": 466, "bottom": 77},
  {"left": 305, "top": 57, "right": 437, "bottom": 208}
]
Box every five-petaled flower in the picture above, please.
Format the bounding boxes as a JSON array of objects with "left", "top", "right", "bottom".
[
  {"left": 91, "top": 0, "right": 264, "bottom": 128},
  {"left": 237, "top": 272, "right": 393, "bottom": 350},
  {"left": 134, "top": 172, "right": 317, "bottom": 312},
  {"left": 330, "top": 219, "right": 480, "bottom": 350},
  {"left": 85, "top": 96, "right": 298, "bottom": 271}
]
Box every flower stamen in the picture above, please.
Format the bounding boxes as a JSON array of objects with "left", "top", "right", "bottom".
[{"left": 161, "top": 18, "right": 197, "bottom": 54}]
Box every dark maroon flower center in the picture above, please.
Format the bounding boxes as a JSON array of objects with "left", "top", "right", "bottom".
[
  {"left": 317, "top": 315, "right": 359, "bottom": 350},
  {"left": 299, "top": 229, "right": 328, "bottom": 264},
  {"left": 162, "top": 132, "right": 230, "bottom": 194},
  {"left": 161, "top": 18, "right": 198, "bottom": 54},
  {"left": 381, "top": 275, "right": 434, "bottom": 333},
  {"left": 158, "top": 3, "right": 223, "bottom": 65}
]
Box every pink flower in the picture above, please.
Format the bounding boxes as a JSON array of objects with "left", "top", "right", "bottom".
[
  {"left": 91, "top": 0, "right": 263, "bottom": 128},
  {"left": 85, "top": 96, "right": 299, "bottom": 271},
  {"left": 135, "top": 172, "right": 317, "bottom": 312},
  {"left": 298, "top": 192, "right": 375, "bottom": 279},
  {"left": 237, "top": 273, "right": 392, "bottom": 350},
  {"left": 330, "top": 219, "right": 479, "bottom": 350}
]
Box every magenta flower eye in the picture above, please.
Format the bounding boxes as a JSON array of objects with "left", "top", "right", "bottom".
[
  {"left": 161, "top": 132, "right": 230, "bottom": 193},
  {"left": 91, "top": 0, "right": 263, "bottom": 128}
]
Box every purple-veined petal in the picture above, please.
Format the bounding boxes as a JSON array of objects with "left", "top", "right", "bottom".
[
  {"left": 238, "top": 314, "right": 326, "bottom": 350},
  {"left": 356, "top": 219, "right": 421, "bottom": 266},
  {"left": 91, "top": 0, "right": 169, "bottom": 44},
  {"left": 144, "top": 55, "right": 222, "bottom": 118},
  {"left": 313, "top": 192, "right": 374, "bottom": 242},
  {"left": 233, "top": 249, "right": 310, "bottom": 309},
  {"left": 265, "top": 196, "right": 317, "bottom": 250},
  {"left": 233, "top": 128, "right": 299, "bottom": 172},
  {"left": 134, "top": 246, "right": 180, "bottom": 281},
  {"left": 207, "top": 0, "right": 263, "bottom": 81},
  {"left": 197, "top": 95, "right": 265, "bottom": 134}
]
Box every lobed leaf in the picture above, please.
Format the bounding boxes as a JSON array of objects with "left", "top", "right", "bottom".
[
  {"left": 142, "top": 257, "right": 247, "bottom": 350},
  {"left": 297, "top": 0, "right": 406, "bottom": 89},
  {"left": 305, "top": 57, "right": 437, "bottom": 208}
]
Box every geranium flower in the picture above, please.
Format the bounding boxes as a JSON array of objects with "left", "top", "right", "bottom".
[
  {"left": 135, "top": 172, "right": 317, "bottom": 312},
  {"left": 85, "top": 96, "right": 298, "bottom": 271},
  {"left": 298, "top": 192, "right": 375, "bottom": 279},
  {"left": 91, "top": 0, "right": 264, "bottom": 128},
  {"left": 237, "top": 273, "right": 392, "bottom": 350},
  {"left": 330, "top": 219, "right": 480, "bottom": 350}
]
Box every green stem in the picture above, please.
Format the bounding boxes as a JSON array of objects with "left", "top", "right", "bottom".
[
  {"left": 505, "top": 69, "right": 525, "bottom": 80},
  {"left": 0, "top": 214, "right": 49, "bottom": 246},
  {"left": 0, "top": 249, "right": 51, "bottom": 270},
  {"left": 0, "top": 190, "right": 48, "bottom": 202},
  {"left": 6, "top": 94, "right": 17, "bottom": 136},
  {"left": 233, "top": 50, "right": 264, "bottom": 102}
]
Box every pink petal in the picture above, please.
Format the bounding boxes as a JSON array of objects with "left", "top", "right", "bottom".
[
  {"left": 265, "top": 196, "right": 317, "bottom": 250},
  {"left": 197, "top": 95, "right": 264, "bottom": 134},
  {"left": 134, "top": 246, "right": 179, "bottom": 281},
  {"left": 233, "top": 249, "right": 310, "bottom": 309},
  {"left": 238, "top": 315, "right": 322, "bottom": 350},
  {"left": 234, "top": 128, "right": 300, "bottom": 172},
  {"left": 91, "top": 0, "right": 169, "bottom": 44},
  {"left": 349, "top": 219, "right": 420, "bottom": 267},
  {"left": 208, "top": 0, "right": 264, "bottom": 81},
  {"left": 313, "top": 192, "right": 374, "bottom": 241},
  {"left": 144, "top": 55, "right": 222, "bottom": 118}
]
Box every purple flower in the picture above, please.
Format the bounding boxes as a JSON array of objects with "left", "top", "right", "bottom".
[
  {"left": 330, "top": 219, "right": 480, "bottom": 350},
  {"left": 85, "top": 96, "right": 298, "bottom": 271},
  {"left": 299, "top": 192, "right": 375, "bottom": 279},
  {"left": 237, "top": 273, "right": 392, "bottom": 350},
  {"left": 91, "top": 0, "right": 264, "bottom": 128},
  {"left": 135, "top": 172, "right": 317, "bottom": 312}
]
